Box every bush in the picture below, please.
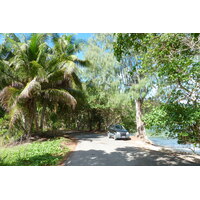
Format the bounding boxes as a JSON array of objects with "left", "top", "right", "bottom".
[{"left": 143, "top": 103, "right": 200, "bottom": 144}]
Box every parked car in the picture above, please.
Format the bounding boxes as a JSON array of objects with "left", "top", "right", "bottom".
[{"left": 107, "top": 124, "right": 130, "bottom": 140}]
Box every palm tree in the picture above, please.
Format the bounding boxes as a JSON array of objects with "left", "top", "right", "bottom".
[{"left": 0, "top": 33, "right": 87, "bottom": 137}]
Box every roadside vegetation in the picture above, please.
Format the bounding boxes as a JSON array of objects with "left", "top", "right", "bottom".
[
  {"left": 0, "top": 33, "right": 199, "bottom": 165},
  {"left": 0, "top": 137, "right": 70, "bottom": 166}
]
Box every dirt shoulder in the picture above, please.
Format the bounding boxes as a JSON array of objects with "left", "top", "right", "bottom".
[{"left": 59, "top": 137, "right": 78, "bottom": 166}]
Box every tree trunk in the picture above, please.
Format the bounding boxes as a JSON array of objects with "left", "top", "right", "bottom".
[
  {"left": 98, "top": 120, "right": 101, "bottom": 131},
  {"left": 135, "top": 99, "right": 148, "bottom": 140},
  {"left": 40, "top": 104, "right": 46, "bottom": 132},
  {"left": 33, "top": 99, "right": 39, "bottom": 132},
  {"left": 26, "top": 99, "right": 35, "bottom": 139},
  {"left": 35, "top": 116, "right": 39, "bottom": 132},
  {"left": 88, "top": 111, "right": 93, "bottom": 131}
]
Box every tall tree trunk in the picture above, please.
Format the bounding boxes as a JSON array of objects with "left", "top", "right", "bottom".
[
  {"left": 35, "top": 116, "right": 39, "bottom": 132},
  {"left": 29, "top": 100, "right": 36, "bottom": 137},
  {"left": 88, "top": 111, "right": 92, "bottom": 131},
  {"left": 25, "top": 99, "right": 35, "bottom": 139},
  {"left": 40, "top": 104, "right": 46, "bottom": 132},
  {"left": 35, "top": 106, "right": 39, "bottom": 133},
  {"left": 135, "top": 98, "right": 148, "bottom": 140},
  {"left": 98, "top": 120, "right": 101, "bottom": 131},
  {"left": 32, "top": 98, "right": 39, "bottom": 133}
]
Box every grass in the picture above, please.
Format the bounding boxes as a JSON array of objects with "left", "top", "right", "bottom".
[{"left": 0, "top": 137, "right": 70, "bottom": 166}]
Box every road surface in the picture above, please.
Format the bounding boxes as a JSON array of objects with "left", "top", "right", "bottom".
[{"left": 65, "top": 133, "right": 200, "bottom": 166}]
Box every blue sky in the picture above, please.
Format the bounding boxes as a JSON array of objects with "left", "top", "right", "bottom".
[
  {"left": 75, "top": 33, "right": 93, "bottom": 59},
  {"left": 0, "top": 33, "right": 94, "bottom": 59},
  {"left": 75, "top": 33, "right": 93, "bottom": 41}
]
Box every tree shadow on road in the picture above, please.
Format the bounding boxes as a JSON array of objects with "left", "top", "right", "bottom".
[{"left": 65, "top": 146, "right": 200, "bottom": 166}]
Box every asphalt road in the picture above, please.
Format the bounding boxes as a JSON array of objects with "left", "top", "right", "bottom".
[{"left": 65, "top": 133, "right": 200, "bottom": 166}]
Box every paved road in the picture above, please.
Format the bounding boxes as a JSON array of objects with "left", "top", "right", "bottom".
[{"left": 65, "top": 134, "right": 200, "bottom": 166}]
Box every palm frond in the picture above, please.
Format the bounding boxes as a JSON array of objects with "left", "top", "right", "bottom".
[
  {"left": 75, "top": 59, "right": 91, "bottom": 67},
  {"left": 37, "top": 43, "right": 49, "bottom": 64},
  {"left": 51, "top": 33, "right": 60, "bottom": 44},
  {"left": 0, "top": 86, "right": 20, "bottom": 110},
  {"left": 28, "top": 33, "right": 48, "bottom": 61},
  {"left": 19, "top": 43, "right": 28, "bottom": 52},
  {"left": 71, "top": 72, "right": 83, "bottom": 89},
  {"left": 0, "top": 60, "right": 18, "bottom": 82},
  {"left": 6, "top": 37, "right": 30, "bottom": 68},
  {"left": 44, "top": 89, "right": 77, "bottom": 109},
  {"left": 9, "top": 104, "right": 22, "bottom": 128},
  {"left": 47, "top": 69, "right": 64, "bottom": 83},
  {"left": 52, "top": 34, "right": 79, "bottom": 55},
  {"left": 8, "top": 33, "right": 21, "bottom": 42},
  {"left": 18, "top": 78, "right": 41, "bottom": 101},
  {"left": 61, "top": 61, "right": 77, "bottom": 77},
  {"left": 67, "top": 88, "right": 86, "bottom": 104},
  {"left": 30, "top": 61, "right": 47, "bottom": 80}
]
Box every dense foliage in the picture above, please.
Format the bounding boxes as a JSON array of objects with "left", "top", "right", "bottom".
[
  {"left": 0, "top": 33, "right": 87, "bottom": 140},
  {"left": 0, "top": 33, "right": 199, "bottom": 146},
  {"left": 144, "top": 103, "right": 200, "bottom": 143},
  {"left": 53, "top": 34, "right": 137, "bottom": 132},
  {"left": 114, "top": 33, "right": 200, "bottom": 144}
]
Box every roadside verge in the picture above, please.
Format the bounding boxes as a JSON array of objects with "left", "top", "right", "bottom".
[{"left": 58, "top": 137, "right": 78, "bottom": 166}]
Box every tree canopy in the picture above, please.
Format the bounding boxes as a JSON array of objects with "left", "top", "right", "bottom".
[
  {"left": 0, "top": 33, "right": 199, "bottom": 145},
  {"left": 114, "top": 33, "right": 200, "bottom": 144}
]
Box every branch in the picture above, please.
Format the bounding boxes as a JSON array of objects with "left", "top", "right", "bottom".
[{"left": 177, "top": 78, "right": 192, "bottom": 95}]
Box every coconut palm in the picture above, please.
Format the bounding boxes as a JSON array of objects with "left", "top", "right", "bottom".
[{"left": 0, "top": 33, "right": 87, "bottom": 137}]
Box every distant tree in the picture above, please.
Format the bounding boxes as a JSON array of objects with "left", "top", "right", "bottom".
[
  {"left": 114, "top": 34, "right": 154, "bottom": 141},
  {"left": 82, "top": 34, "right": 134, "bottom": 131}
]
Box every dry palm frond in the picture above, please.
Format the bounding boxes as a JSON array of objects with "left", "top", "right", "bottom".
[
  {"left": 18, "top": 78, "right": 41, "bottom": 101},
  {"left": 9, "top": 104, "right": 23, "bottom": 128},
  {"left": 44, "top": 89, "right": 77, "bottom": 109},
  {"left": 59, "top": 60, "right": 77, "bottom": 78},
  {"left": 0, "top": 86, "right": 20, "bottom": 110},
  {"left": 11, "top": 81, "right": 24, "bottom": 89}
]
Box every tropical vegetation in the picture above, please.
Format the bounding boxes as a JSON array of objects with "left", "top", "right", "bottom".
[
  {"left": 0, "top": 33, "right": 200, "bottom": 165},
  {"left": 0, "top": 33, "right": 86, "bottom": 142},
  {"left": 0, "top": 137, "right": 70, "bottom": 166}
]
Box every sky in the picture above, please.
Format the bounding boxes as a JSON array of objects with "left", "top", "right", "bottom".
[
  {"left": 75, "top": 33, "right": 93, "bottom": 41},
  {"left": 0, "top": 33, "right": 94, "bottom": 59},
  {"left": 75, "top": 33, "right": 93, "bottom": 59}
]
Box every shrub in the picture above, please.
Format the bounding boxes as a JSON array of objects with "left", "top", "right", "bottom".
[{"left": 144, "top": 103, "right": 200, "bottom": 144}]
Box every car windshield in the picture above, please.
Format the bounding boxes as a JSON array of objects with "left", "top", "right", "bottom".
[{"left": 115, "top": 125, "right": 125, "bottom": 130}]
